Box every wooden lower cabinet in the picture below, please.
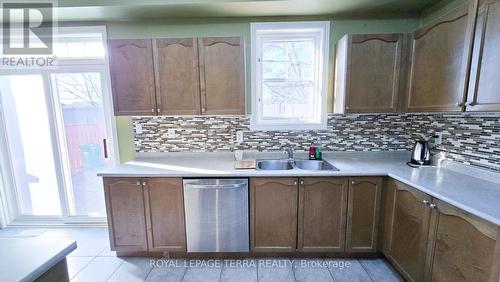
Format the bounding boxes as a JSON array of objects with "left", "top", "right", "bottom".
[
  {"left": 298, "top": 177, "right": 348, "bottom": 252},
  {"left": 346, "top": 177, "right": 382, "bottom": 253},
  {"left": 250, "top": 178, "right": 298, "bottom": 252},
  {"left": 104, "top": 178, "right": 148, "bottom": 252},
  {"left": 383, "top": 178, "right": 433, "bottom": 282},
  {"left": 427, "top": 200, "right": 500, "bottom": 282},
  {"left": 104, "top": 177, "right": 187, "bottom": 253},
  {"left": 382, "top": 179, "right": 500, "bottom": 282},
  {"left": 144, "top": 178, "right": 186, "bottom": 252}
]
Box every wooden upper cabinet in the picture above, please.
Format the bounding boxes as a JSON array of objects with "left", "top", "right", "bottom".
[
  {"left": 109, "top": 39, "right": 157, "bottom": 116},
  {"left": 466, "top": 0, "right": 500, "bottom": 111},
  {"left": 144, "top": 178, "right": 186, "bottom": 252},
  {"left": 407, "top": 1, "right": 477, "bottom": 112},
  {"left": 198, "top": 37, "right": 245, "bottom": 115},
  {"left": 384, "top": 179, "right": 432, "bottom": 282},
  {"left": 103, "top": 177, "right": 148, "bottom": 252},
  {"left": 346, "top": 177, "right": 382, "bottom": 253},
  {"left": 154, "top": 38, "right": 201, "bottom": 115},
  {"left": 427, "top": 200, "right": 500, "bottom": 282},
  {"left": 250, "top": 178, "right": 298, "bottom": 252},
  {"left": 297, "top": 177, "right": 348, "bottom": 252},
  {"left": 335, "top": 34, "right": 406, "bottom": 113}
]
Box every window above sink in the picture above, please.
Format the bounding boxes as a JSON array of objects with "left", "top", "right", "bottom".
[{"left": 250, "top": 21, "right": 330, "bottom": 131}]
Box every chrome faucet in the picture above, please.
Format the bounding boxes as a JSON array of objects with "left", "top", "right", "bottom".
[{"left": 282, "top": 147, "right": 294, "bottom": 160}]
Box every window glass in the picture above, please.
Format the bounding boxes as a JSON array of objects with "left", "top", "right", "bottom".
[{"left": 251, "top": 22, "right": 329, "bottom": 130}]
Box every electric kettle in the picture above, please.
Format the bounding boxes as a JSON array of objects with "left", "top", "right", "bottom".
[{"left": 408, "top": 140, "right": 431, "bottom": 167}]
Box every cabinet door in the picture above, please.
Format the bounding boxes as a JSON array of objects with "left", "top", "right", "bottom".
[
  {"left": 103, "top": 177, "right": 148, "bottom": 252},
  {"left": 198, "top": 37, "right": 245, "bottom": 115},
  {"left": 345, "top": 34, "right": 405, "bottom": 113},
  {"left": 385, "top": 179, "right": 432, "bottom": 282},
  {"left": 109, "top": 39, "right": 156, "bottom": 116},
  {"left": 346, "top": 177, "right": 382, "bottom": 253},
  {"left": 407, "top": 1, "right": 477, "bottom": 112},
  {"left": 466, "top": 0, "right": 500, "bottom": 111},
  {"left": 144, "top": 178, "right": 186, "bottom": 252},
  {"left": 298, "top": 177, "right": 348, "bottom": 252},
  {"left": 154, "top": 38, "right": 201, "bottom": 115},
  {"left": 427, "top": 200, "right": 500, "bottom": 282},
  {"left": 250, "top": 178, "right": 298, "bottom": 252}
]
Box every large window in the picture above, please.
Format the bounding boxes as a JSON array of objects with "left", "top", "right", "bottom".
[
  {"left": 251, "top": 22, "right": 330, "bottom": 130},
  {"left": 0, "top": 26, "right": 116, "bottom": 223}
]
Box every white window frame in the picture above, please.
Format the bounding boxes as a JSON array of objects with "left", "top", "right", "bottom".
[
  {"left": 250, "top": 21, "right": 330, "bottom": 131},
  {"left": 0, "top": 26, "right": 117, "bottom": 226}
]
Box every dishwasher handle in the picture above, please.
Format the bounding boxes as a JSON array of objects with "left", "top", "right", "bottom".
[{"left": 184, "top": 183, "right": 247, "bottom": 189}]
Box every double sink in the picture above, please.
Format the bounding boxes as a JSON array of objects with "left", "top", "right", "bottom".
[{"left": 256, "top": 159, "right": 339, "bottom": 171}]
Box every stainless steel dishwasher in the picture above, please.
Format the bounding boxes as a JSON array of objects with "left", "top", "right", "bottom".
[{"left": 183, "top": 179, "right": 249, "bottom": 252}]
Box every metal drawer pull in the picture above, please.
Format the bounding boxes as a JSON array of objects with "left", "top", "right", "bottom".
[
  {"left": 136, "top": 181, "right": 141, "bottom": 186},
  {"left": 421, "top": 199, "right": 429, "bottom": 205},
  {"left": 184, "top": 184, "right": 246, "bottom": 189},
  {"left": 429, "top": 204, "right": 437, "bottom": 209}
]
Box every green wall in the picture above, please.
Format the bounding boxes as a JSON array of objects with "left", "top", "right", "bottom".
[{"left": 106, "top": 16, "right": 420, "bottom": 162}]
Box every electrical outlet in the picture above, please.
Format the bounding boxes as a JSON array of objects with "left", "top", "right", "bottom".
[
  {"left": 236, "top": 131, "right": 244, "bottom": 143},
  {"left": 435, "top": 132, "right": 443, "bottom": 145},
  {"left": 135, "top": 124, "right": 143, "bottom": 134},
  {"left": 167, "top": 128, "right": 176, "bottom": 138}
]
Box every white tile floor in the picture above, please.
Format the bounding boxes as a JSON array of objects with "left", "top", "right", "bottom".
[{"left": 0, "top": 227, "right": 403, "bottom": 282}]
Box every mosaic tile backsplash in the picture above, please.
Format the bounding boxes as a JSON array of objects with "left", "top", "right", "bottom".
[{"left": 133, "top": 113, "right": 500, "bottom": 171}]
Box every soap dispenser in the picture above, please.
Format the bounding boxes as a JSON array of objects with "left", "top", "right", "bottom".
[{"left": 314, "top": 137, "right": 322, "bottom": 160}]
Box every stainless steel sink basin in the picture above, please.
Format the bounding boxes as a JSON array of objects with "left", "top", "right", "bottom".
[
  {"left": 256, "top": 160, "right": 294, "bottom": 170},
  {"left": 293, "top": 160, "right": 339, "bottom": 171}
]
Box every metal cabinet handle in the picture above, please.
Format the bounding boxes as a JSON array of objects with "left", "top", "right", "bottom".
[
  {"left": 300, "top": 180, "right": 304, "bottom": 185},
  {"left": 185, "top": 184, "right": 246, "bottom": 189},
  {"left": 142, "top": 181, "right": 147, "bottom": 187},
  {"left": 157, "top": 108, "right": 161, "bottom": 113},
  {"left": 201, "top": 107, "right": 206, "bottom": 113},
  {"left": 351, "top": 181, "right": 356, "bottom": 185},
  {"left": 429, "top": 203, "right": 437, "bottom": 209},
  {"left": 151, "top": 109, "right": 155, "bottom": 113},
  {"left": 136, "top": 181, "right": 141, "bottom": 186},
  {"left": 294, "top": 181, "right": 298, "bottom": 185},
  {"left": 421, "top": 199, "right": 429, "bottom": 205}
]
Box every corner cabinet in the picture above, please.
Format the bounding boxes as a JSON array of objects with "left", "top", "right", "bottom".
[
  {"left": 297, "top": 177, "right": 348, "bottom": 252},
  {"left": 334, "top": 34, "right": 407, "bottom": 113},
  {"left": 383, "top": 179, "right": 433, "bottom": 281},
  {"left": 109, "top": 40, "right": 157, "bottom": 116},
  {"left": 103, "top": 177, "right": 186, "bottom": 254},
  {"left": 382, "top": 178, "right": 500, "bottom": 282},
  {"left": 108, "top": 37, "right": 245, "bottom": 116},
  {"left": 406, "top": 1, "right": 477, "bottom": 112},
  {"left": 466, "top": 0, "right": 500, "bottom": 111},
  {"left": 346, "top": 177, "right": 382, "bottom": 253}
]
